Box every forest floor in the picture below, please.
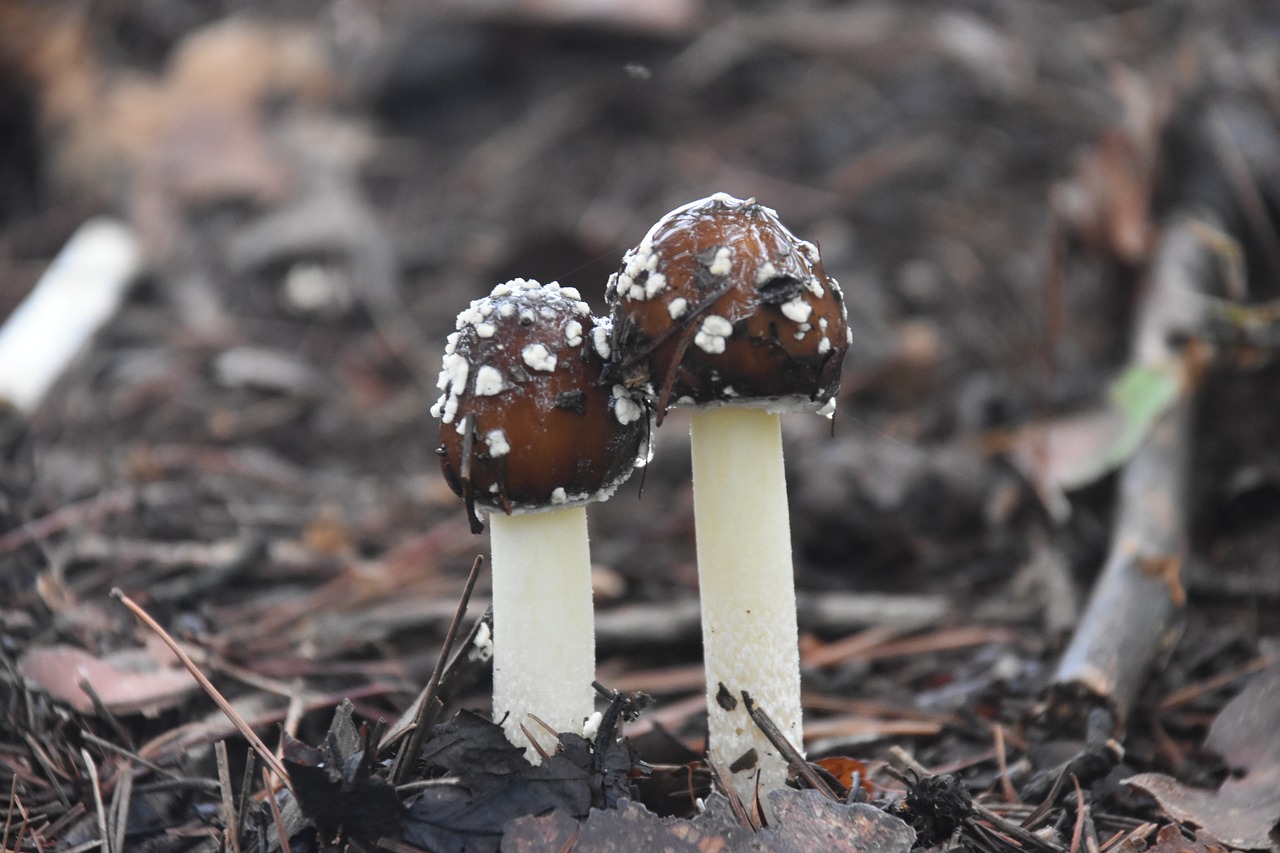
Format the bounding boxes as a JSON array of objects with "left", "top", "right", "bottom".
[{"left": 1, "top": 1, "right": 1279, "bottom": 851}]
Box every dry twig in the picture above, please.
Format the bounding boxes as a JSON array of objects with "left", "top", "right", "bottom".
[
  {"left": 215, "top": 741, "right": 241, "bottom": 853},
  {"left": 111, "top": 589, "right": 292, "bottom": 788},
  {"left": 388, "top": 555, "right": 485, "bottom": 784},
  {"left": 1050, "top": 213, "right": 1225, "bottom": 723}
]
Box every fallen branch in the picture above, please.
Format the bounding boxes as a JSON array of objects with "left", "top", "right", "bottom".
[{"left": 1048, "top": 212, "right": 1225, "bottom": 725}]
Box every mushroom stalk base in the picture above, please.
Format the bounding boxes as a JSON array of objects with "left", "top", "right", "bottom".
[
  {"left": 691, "top": 407, "right": 803, "bottom": 809},
  {"left": 489, "top": 506, "right": 595, "bottom": 760}
]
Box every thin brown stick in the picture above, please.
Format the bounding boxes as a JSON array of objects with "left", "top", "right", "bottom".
[
  {"left": 25, "top": 732, "right": 70, "bottom": 806},
  {"left": 376, "top": 838, "right": 432, "bottom": 852},
  {"left": 0, "top": 488, "right": 134, "bottom": 560},
  {"left": 801, "top": 625, "right": 902, "bottom": 669},
  {"left": 78, "top": 732, "right": 173, "bottom": 780},
  {"left": 603, "top": 662, "right": 703, "bottom": 695},
  {"left": 137, "top": 681, "right": 400, "bottom": 767},
  {"left": 1156, "top": 654, "right": 1273, "bottom": 711},
  {"left": 11, "top": 807, "right": 28, "bottom": 853},
  {"left": 263, "top": 768, "right": 291, "bottom": 853},
  {"left": 800, "top": 692, "right": 949, "bottom": 721},
  {"left": 236, "top": 749, "right": 256, "bottom": 853},
  {"left": 1098, "top": 828, "right": 1126, "bottom": 853},
  {"left": 706, "top": 760, "right": 756, "bottom": 830},
  {"left": 993, "top": 724, "right": 1018, "bottom": 803},
  {"left": 1022, "top": 767, "right": 1069, "bottom": 830},
  {"left": 886, "top": 744, "right": 929, "bottom": 777},
  {"left": 2, "top": 773, "right": 17, "bottom": 846},
  {"left": 798, "top": 716, "right": 943, "bottom": 741},
  {"left": 389, "top": 554, "right": 484, "bottom": 783},
  {"left": 817, "top": 626, "right": 1021, "bottom": 667},
  {"left": 43, "top": 801, "right": 86, "bottom": 842},
  {"left": 519, "top": 722, "right": 551, "bottom": 763},
  {"left": 556, "top": 824, "right": 582, "bottom": 853},
  {"left": 889, "top": 746, "right": 1063, "bottom": 853},
  {"left": 215, "top": 741, "right": 241, "bottom": 853},
  {"left": 76, "top": 678, "right": 135, "bottom": 752},
  {"left": 970, "top": 801, "right": 1065, "bottom": 853},
  {"left": 111, "top": 589, "right": 292, "bottom": 789},
  {"left": 740, "top": 691, "right": 838, "bottom": 800},
  {"left": 928, "top": 748, "right": 999, "bottom": 777},
  {"left": 1099, "top": 822, "right": 1157, "bottom": 853}
]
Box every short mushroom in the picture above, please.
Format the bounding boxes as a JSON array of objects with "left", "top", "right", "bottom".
[
  {"left": 432, "top": 278, "right": 648, "bottom": 756},
  {"left": 608, "top": 194, "right": 850, "bottom": 803}
]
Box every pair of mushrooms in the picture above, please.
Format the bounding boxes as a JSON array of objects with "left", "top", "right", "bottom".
[{"left": 432, "top": 193, "right": 850, "bottom": 806}]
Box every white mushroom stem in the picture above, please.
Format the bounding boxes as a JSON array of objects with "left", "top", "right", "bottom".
[
  {"left": 488, "top": 506, "right": 596, "bottom": 760},
  {"left": 690, "top": 406, "right": 803, "bottom": 807}
]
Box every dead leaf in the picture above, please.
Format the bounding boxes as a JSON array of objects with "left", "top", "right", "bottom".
[
  {"left": 283, "top": 700, "right": 404, "bottom": 843},
  {"left": 403, "top": 710, "right": 636, "bottom": 852},
  {"left": 1125, "top": 664, "right": 1280, "bottom": 850},
  {"left": 502, "top": 791, "right": 914, "bottom": 853},
  {"left": 1005, "top": 360, "right": 1183, "bottom": 496},
  {"left": 1145, "top": 824, "right": 1230, "bottom": 853},
  {"left": 18, "top": 642, "right": 198, "bottom": 716},
  {"left": 1003, "top": 406, "right": 1124, "bottom": 493},
  {"left": 813, "top": 756, "right": 876, "bottom": 797},
  {"left": 769, "top": 790, "right": 916, "bottom": 852}
]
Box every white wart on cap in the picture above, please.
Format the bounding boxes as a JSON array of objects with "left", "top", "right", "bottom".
[
  {"left": 433, "top": 278, "right": 648, "bottom": 531},
  {"left": 607, "top": 193, "right": 850, "bottom": 422}
]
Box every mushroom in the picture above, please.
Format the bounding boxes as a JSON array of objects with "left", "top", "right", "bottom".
[
  {"left": 607, "top": 194, "right": 850, "bottom": 803},
  {"left": 432, "top": 278, "right": 649, "bottom": 756}
]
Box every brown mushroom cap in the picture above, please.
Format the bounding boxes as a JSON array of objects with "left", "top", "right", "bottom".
[
  {"left": 432, "top": 279, "right": 648, "bottom": 531},
  {"left": 607, "top": 193, "right": 850, "bottom": 420}
]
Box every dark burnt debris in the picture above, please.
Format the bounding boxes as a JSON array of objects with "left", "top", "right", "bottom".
[
  {"left": 282, "top": 701, "right": 405, "bottom": 844},
  {"left": 890, "top": 772, "right": 974, "bottom": 849},
  {"left": 282, "top": 692, "right": 644, "bottom": 851}
]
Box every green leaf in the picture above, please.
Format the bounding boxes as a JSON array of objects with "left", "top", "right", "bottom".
[{"left": 1103, "top": 361, "right": 1181, "bottom": 470}]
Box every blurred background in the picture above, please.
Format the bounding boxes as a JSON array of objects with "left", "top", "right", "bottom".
[{"left": 1, "top": 0, "right": 1279, "bottom": 842}]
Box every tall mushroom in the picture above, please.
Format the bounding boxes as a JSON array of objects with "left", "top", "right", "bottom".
[
  {"left": 608, "top": 194, "right": 850, "bottom": 804},
  {"left": 432, "top": 278, "right": 648, "bottom": 756}
]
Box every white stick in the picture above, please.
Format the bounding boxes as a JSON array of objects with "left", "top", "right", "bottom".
[
  {"left": 690, "top": 406, "right": 803, "bottom": 805},
  {"left": 0, "top": 218, "right": 139, "bottom": 414},
  {"left": 488, "top": 505, "right": 596, "bottom": 759}
]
